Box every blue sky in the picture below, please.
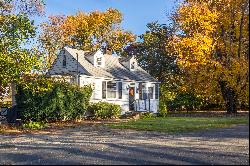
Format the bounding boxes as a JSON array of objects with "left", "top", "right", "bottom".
[{"left": 36, "top": 0, "right": 179, "bottom": 36}]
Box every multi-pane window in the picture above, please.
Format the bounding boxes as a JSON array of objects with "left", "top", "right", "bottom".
[
  {"left": 155, "top": 84, "right": 159, "bottom": 99},
  {"left": 107, "top": 81, "right": 117, "bottom": 98},
  {"left": 118, "top": 82, "right": 122, "bottom": 99},
  {"left": 139, "top": 83, "right": 148, "bottom": 99},
  {"left": 97, "top": 57, "right": 102, "bottom": 66},
  {"left": 139, "top": 83, "right": 156, "bottom": 100},
  {"left": 139, "top": 83, "right": 148, "bottom": 100},
  {"left": 142, "top": 84, "right": 147, "bottom": 99},
  {"left": 102, "top": 81, "right": 122, "bottom": 99},
  {"left": 148, "top": 87, "right": 154, "bottom": 99},
  {"left": 131, "top": 61, "right": 135, "bottom": 69}
]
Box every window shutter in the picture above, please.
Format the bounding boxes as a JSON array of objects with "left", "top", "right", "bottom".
[
  {"left": 118, "top": 82, "right": 122, "bottom": 99},
  {"left": 102, "top": 81, "right": 106, "bottom": 99}
]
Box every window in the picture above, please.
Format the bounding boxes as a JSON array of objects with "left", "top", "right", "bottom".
[
  {"left": 131, "top": 61, "right": 135, "bottom": 70},
  {"left": 102, "top": 81, "right": 106, "bottom": 99},
  {"left": 155, "top": 84, "right": 159, "bottom": 99},
  {"left": 142, "top": 84, "right": 148, "bottom": 99},
  {"left": 118, "top": 82, "right": 122, "bottom": 99},
  {"left": 63, "top": 54, "right": 66, "bottom": 68},
  {"left": 102, "top": 81, "right": 120, "bottom": 99},
  {"left": 139, "top": 83, "right": 148, "bottom": 100},
  {"left": 148, "top": 87, "right": 154, "bottom": 99},
  {"left": 97, "top": 57, "right": 102, "bottom": 66},
  {"left": 107, "top": 81, "right": 117, "bottom": 98}
]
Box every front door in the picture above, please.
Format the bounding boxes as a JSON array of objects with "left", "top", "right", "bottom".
[{"left": 129, "top": 87, "right": 135, "bottom": 111}]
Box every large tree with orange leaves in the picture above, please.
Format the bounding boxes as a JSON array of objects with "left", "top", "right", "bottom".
[
  {"left": 39, "top": 8, "right": 136, "bottom": 68},
  {"left": 170, "top": 0, "right": 249, "bottom": 113}
]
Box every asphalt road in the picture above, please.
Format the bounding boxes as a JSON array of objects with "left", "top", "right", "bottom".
[{"left": 0, "top": 124, "right": 249, "bottom": 165}]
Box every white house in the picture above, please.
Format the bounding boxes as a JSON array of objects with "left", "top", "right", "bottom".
[{"left": 47, "top": 47, "right": 160, "bottom": 114}]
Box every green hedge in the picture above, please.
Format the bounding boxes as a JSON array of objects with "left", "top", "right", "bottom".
[
  {"left": 87, "top": 101, "right": 121, "bottom": 119},
  {"left": 16, "top": 76, "right": 92, "bottom": 122},
  {"left": 166, "top": 92, "right": 203, "bottom": 112}
]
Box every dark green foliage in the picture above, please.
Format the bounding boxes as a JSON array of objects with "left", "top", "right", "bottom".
[
  {"left": 16, "top": 77, "right": 92, "bottom": 122},
  {"left": 123, "top": 22, "right": 179, "bottom": 84},
  {"left": 166, "top": 92, "right": 203, "bottom": 112},
  {"left": 87, "top": 102, "right": 121, "bottom": 119}
]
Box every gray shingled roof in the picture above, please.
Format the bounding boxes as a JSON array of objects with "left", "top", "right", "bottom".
[
  {"left": 50, "top": 47, "right": 158, "bottom": 82},
  {"left": 65, "top": 47, "right": 114, "bottom": 78},
  {"left": 104, "top": 54, "right": 157, "bottom": 82}
]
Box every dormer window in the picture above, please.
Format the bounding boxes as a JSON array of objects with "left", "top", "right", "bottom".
[
  {"left": 97, "top": 57, "right": 102, "bottom": 66},
  {"left": 131, "top": 61, "right": 135, "bottom": 70}
]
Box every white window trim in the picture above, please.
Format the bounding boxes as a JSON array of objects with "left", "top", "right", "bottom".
[
  {"left": 148, "top": 85, "right": 155, "bottom": 100},
  {"left": 155, "top": 84, "right": 160, "bottom": 100},
  {"left": 106, "top": 81, "right": 117, "bottom": 100},
  {"left": 101, "top": 81, "right": 123, "bottom": 100},
  {"left": 96, "top": 57, "right": 102, "bottom": 66},
  {"left": 141, "top": 83, "right": 147, "bottom": 100},
  {"left": 139, "top": 83, "right": 158, "bottom": 100}
]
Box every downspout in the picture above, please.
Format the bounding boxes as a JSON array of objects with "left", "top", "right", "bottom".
[{"left": 76, "top": 53, "right": 80, "bottom": 86}]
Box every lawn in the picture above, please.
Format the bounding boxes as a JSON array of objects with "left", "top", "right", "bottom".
[{"left": 107, "top": 116, "right": 249, "bottom": 133}]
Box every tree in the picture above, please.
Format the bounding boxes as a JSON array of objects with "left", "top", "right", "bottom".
[
  {"left": 39, "top": 8, "right": 136, "bottom": 68},
  {"left": 124, "top": 22, "right": 179, "bottom": 83},
  {"left": 39, "top": 15, "right": 66, "bottom": 69},
  {"left": 0, "top": 0, "right": 45, "bottom": 97},
  {"left": 124, "top": 22, "right": 187, "bottom": 111},
  {"left": 170, "top": 0, "right": 249, "bottom": 113}
]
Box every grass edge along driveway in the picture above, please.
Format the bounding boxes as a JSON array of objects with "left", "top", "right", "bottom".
[{"left": 107, "top": 116, "right": 249, "bottom": 133}]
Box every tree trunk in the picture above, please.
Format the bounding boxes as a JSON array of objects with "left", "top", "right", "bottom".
[{"left": 219, "top": 81, "right": 237, "bottom": 114}]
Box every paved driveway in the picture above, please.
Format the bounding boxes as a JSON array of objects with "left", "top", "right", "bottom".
[{"left": 0, "top": 124, "right": 249, "bottom": 165}]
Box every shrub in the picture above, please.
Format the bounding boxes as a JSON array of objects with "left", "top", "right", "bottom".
[
  {"left": 87, "top": 102, "right": 121, "bottom": 119},
  {"left": 15, "top": 76, "right": 92, "bottom": 122},
  {"left": 140, "top": 112, "right": 154, "bottom": 119},
  {"left": 21, "top": 121, "right": 48, "bottom": 130},
  {"left": 166, "top": 92, "right": 203, "bottom": 112},
  {"left": 157, "top": 101, "right": 168, "bottom": 117}
]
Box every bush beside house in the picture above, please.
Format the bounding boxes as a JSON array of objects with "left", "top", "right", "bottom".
[
  {"left": 87, "top": 102, "right": 121, "bottom": 120},
  {"left": 166, "top": 92, "right": 203, "bottom": 112},
  {"left": 15, "top": 76, "right": 92, "bottom": 122}
]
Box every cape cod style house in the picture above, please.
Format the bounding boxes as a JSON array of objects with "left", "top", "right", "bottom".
[{"left": 47, "top": 47, "right": 160, "bottom": 114}]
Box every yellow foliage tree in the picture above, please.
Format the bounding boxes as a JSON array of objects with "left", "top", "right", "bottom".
[
  {"left": 169, "top": 0, "right": 249, "bottom": 113},
  {"left": 39, "top": 8, "right": 136, "bottom": 68}
]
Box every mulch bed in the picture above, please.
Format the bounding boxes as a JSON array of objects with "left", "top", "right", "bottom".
[{"left": 0, "top": 118, "right": 129, "bottom": 135}]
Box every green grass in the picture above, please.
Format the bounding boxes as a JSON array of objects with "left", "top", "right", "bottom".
[{"left": 107, "top": 117, "right": 249, "bottom": 133}]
